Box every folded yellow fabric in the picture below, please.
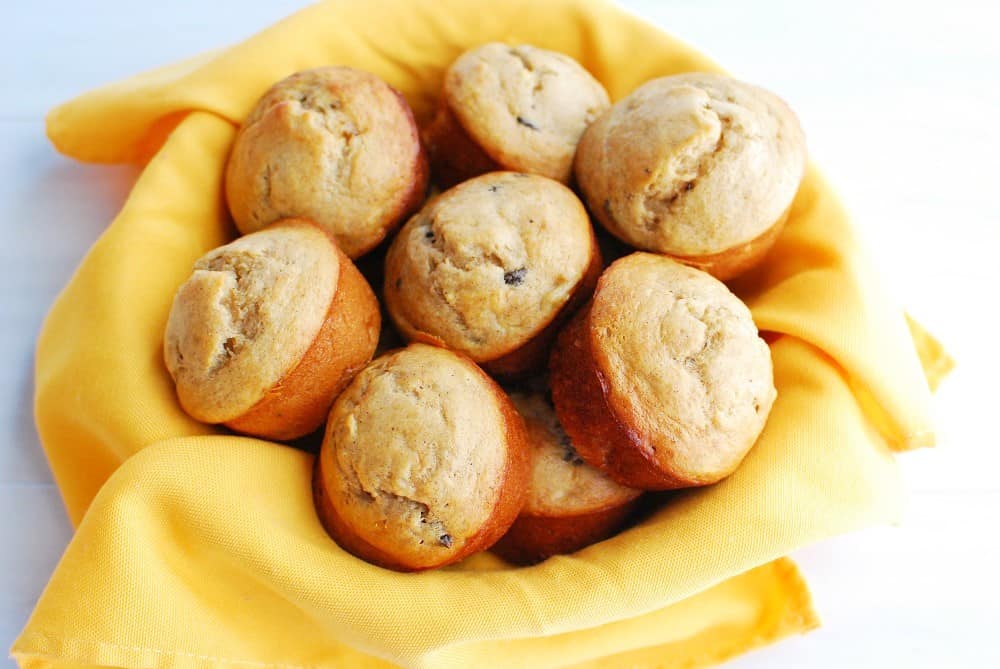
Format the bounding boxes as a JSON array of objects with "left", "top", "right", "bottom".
[{"left": 15, "top": 1, "right": 950, "bottom": 667}]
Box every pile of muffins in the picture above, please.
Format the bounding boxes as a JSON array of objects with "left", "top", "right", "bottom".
[{"left": 164, "top": 43, "right": 806, "bottom": 571}]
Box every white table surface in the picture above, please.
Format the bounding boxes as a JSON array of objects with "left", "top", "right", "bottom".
[{"left": 2, "top": 1, "right": 998, "bottom": 666}]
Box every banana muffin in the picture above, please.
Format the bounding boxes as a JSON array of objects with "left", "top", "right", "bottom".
[
  {"left": 574, "top": 73, "right": 806, "bottom": 279},
  {"left": 225, "top": 67, "right": 428, "bottom": 258},
  {"left": 424, "top": 43, "right": 610, "bottom": 187},
  {"left": 384, "top": 171, "right": 601, "bottom": 377},
  {"left": 164, "top": 218, "right": 381, "bottom": 440},
  {"left": 313, "top": 344, "right": 530, "bottom": 571},
  {"left": 492, "top": 389, "right": 641, "bottom": 565},
  {"left": 550, "top": 253, "right": 776, "bottom": 489}
]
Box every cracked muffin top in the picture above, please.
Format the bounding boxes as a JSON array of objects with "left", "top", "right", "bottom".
[
  {"left": 589, "top": 253, "right": 776, "bottom": 482},
  {"left": 508, "top": 390, "right": 640, "bottom": 517},
  {"left": 443, "top": 43, "right": 610, "bottom": 183},
  {"left": 225, "top": 66, "right": 427, "bottom": 258},
  {"left": 164, "top": 220, "right": 338, "bottom": 423},
  {"left": 575, "top": 72, "right": 806, "bottom": 256},
  {"left": 384, "top": 172, "right": 597, "bottom": 362},
  {"left": 320, "top": 343, "right": 523, "bottom": 569}
]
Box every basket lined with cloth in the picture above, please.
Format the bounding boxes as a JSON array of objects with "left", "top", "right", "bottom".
[{"left": 15, "top": 0, "right": 951, "bottom": 667}]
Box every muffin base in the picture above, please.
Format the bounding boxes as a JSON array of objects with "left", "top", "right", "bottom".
[
  {"left": 491, "top": 497, "right": 640, "bottom": 565},
  {"left": 669, "top": 208, "right": 790, "bottom": 281},
  {"left": 225, "top": 221, "right": 380, "bottom": 441}
]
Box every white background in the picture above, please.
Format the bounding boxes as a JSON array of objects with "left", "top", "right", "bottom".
[{"left": 2, "top": 0, "right": 998, "bottom": 666}]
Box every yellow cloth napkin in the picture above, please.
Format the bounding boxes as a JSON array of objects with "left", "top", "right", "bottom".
[{"left": 15, "top": 1, "right": 951, "bottom": 667}]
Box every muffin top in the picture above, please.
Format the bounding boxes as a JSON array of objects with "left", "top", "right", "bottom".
[
  {"left": 321, "top": 344, "right": 515, "bottom": 568},
  {"left": 445, "top": 43, "right": 610, "bottom": 183},
  {"left": 575, "top": 72, "right": 806, "bottom": 256},
  {"left": 385, "top": 172, "right": 595, "bottom": 362},
  {"left": 509, "top": 390, "right": 639, "bottom": 516},
  {"left": 164, "top": 220, "right": 338, "bottom": 423},
  {"left": 589, "top": 253, "right": 776, "bottom": 482},
  {"left": 225, "top": 66, "right": 426, "bottom": 258}
]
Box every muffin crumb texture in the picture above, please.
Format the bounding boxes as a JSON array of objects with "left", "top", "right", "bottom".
[
  {"left": 439, "top": 43, "right": 610, "bottom": 182},
  {"left": 323, "top": 345, "right": 511, "bottom": 565},
  {"left": 226, "top": 66, "right": 427, "bottom": 257},
  {"left": 510, "top": 391, "right": 639, "bottom": 516},
  {"left": 591, "top": 253, "right": 776, "bottom": 482},
  {"left": 385, "top": 172, "right": 594, "bottom": 361},
  {"left": 164, "top": 222, "right": 337, "bottom": 423},
  {"left": 576, "top": 72, "right": 805, "bottom": 256}
]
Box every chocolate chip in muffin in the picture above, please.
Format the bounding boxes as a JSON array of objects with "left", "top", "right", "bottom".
[
  {"left": 516, "top": 116, "right": 540, "bottom": 131},
  {"left": 553, "top": 421, "right": 585, "bottom": 465},
  {"left": 504, "top": 268, "right": 527, "bottom": 286},
  {"left": 560, "top": 437, "right": 585, "bottom": 466}
]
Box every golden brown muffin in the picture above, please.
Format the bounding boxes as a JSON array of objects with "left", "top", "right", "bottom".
[
  {"left": 550, "top": 253, "right": 776, "bottom": 490},
  {"left": 492, "top": 390, "right": 641, "bottom": 565},
  {"left": 574, "top": 72, "right": 806, "bottom": 280},
  {"left": 225, "top": 67, "right": 428, "bottom": 258},
  {"left": 313, "top": 344, "right": 530, "bottom": 571},
  {"left": 384, "top": 172, "right": 601, "bottom": 377},
  {"left": 424, "top": 43, "right": 610, "bottom": 187},
  {"left": 163, "top": 218, "right": 380, "bottom": 440}
]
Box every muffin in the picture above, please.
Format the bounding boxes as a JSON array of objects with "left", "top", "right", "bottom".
[
  {"left": 163, "top": 218, "right": 380, "bottom": 440},
  {"left": 225, "top": 67, "right": 428, "bottom": 258},
  {"left": 424, "top": 43, "right": 610, "bottom": 187},
  {"left": 313, "top": 344, "right": 530, "bottom": 571},
  {"left": 492, "top": 390, "right": 642, "bottom": 565},
  {"left": 384, "top": 172, "right": 601, "bottom": 377},
  {"left": 550, "top": 253, "right": 776, "bottom": 489},
  {"left": 575, "top": 73, "right": 806, "bottom": 280}
]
